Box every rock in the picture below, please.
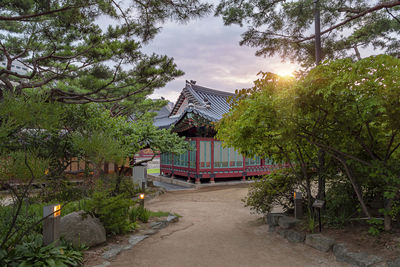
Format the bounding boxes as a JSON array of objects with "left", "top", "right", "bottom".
[
  {"left": 150, "top": 221, "right": 168, "bottom": 230},
  {"left": 102, "top": 245, "right": 124, "bottom": 259},
  {"left": 286, "top": 230, "right": 305, "bottom": 243},
  {"left": 268, "top": 225, "right": 276, "bottom": 232},
  {"left": 167, "top": 215, "right": 179, "bottom": 223},
  {"left": 128, "top": 235, "right": 148, "bottom": 246},
  {"left": 277, "top": 228, "right": 289, "bottom": 238},
  {"left": 333, "top": 243, "right": 382, "bottom": 267},
  {"left": 388, "top": 257, "right": 400, "bottom": 267},
  {"left": 305, "top": 234, "right": 335, "bottom": 252},
  {"left": 93, "top": 261, "right": 111, "bottom": 267},
  {"left": 141, "top": 229, "right": 158, "bottom": 235},
  {"left": 60, "top": 211, "right": 106, "bottom": 248},
  {"left": 278, "top": 216, "right": 299, "bottom": 229},
  {"left": 265, "top": 213, "right": 284, "bottom": 226}
]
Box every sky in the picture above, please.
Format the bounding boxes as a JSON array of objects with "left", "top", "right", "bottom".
[{"left": 142, "top": 13, "right": 298, "bottom": 103}]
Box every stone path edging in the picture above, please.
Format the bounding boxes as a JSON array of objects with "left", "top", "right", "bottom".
[
  {"left": 265, "top": 213, "right": 396, "bottom": 267},
  {"left": 93, "top": 214, "right": 179, "bottom": 267}
]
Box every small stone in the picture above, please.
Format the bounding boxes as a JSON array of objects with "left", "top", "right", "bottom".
[
  {"left": 141, "top": 229, "right": 158, "bottom": 235},
  {"left": 278, "top": 216, "right": 299, "bottom": 229},
  {"left": 93, "top": 261, "right": 111, "bottom": 267},
  {"left": 286, "top": 230, "right": 305, "bottom": 243},
  {"left": 102, "top": 245, "right": 124, "bottom": 259},
  {"left": 333, "top": 243, "right": 382, "bottom": 267},
  {"left": 265, "top": 213, "right": 284, "bottom": 226},
  {"left": 150, "top": 221, "right": 168, "bottom": 230},
  {"left": 388, "top": 257, "right": 400, "bottom": 267},
  {"left": 167, "top": 215, "right": 179, "bottom": 223},
  {"left": 128, "top": 235, "right": 148, "bottom": 246},
  {"left": 305, "top": 234, "right": 335, "bottom": 252},
  {"left": 277, "top": 228, "right": 289, "bottom": 238}
]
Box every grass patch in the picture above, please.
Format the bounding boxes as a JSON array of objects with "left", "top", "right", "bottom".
[
  {"left": 149, "top": 210, "right": 170, "bottom": 217},
  {"left": 147, "top": 168, "right": 160, "bottom": 174}
]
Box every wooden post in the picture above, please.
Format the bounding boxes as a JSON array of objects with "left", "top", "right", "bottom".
[{"left": 294, "top": 192, "right": 303, "bottom": 219}]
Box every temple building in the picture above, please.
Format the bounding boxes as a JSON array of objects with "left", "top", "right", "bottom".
[{"left": 155, "top": 80, "right": 278, "bottom": 184}]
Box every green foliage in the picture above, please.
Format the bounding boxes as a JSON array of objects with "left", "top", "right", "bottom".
[
  {"left": 38, "top": 180, "right": 88, "bottom": 203},
  {"left": 305, "top": 208, "right": 315, "bottom": 233},
  {"left": 216, "top": 0, "right": 400, "bottom": 68},
  {"left": 149, "top": 211, "right": 170, "bottom": 217},
  {"left": 86, "top": 190, "right": 135, "bottom": 235},
  {"left": 367, "top": 218, "right": 384, "bottom": 236},
  {"left": 219, "top": 55, "right": 400, "bottom": 230},
  {"left": 243, "top": 170, "right": 298, "bottom": 214},
  {"left": 0, "top": 0, "right": 211, "bottom": 104},
  {"left": 324, "top": 180, "right": 360, "bottom": 228},
  {"left": 129, "top": 206, "right": 151, "bottom": 223},
  {"left": 0, "top": 234, "right": 84, "bottom": 267}
]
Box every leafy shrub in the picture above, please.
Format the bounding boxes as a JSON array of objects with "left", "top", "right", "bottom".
[
  {"left": 367, "top": 218, "right": 384, "bottom": 236},
  {"left": 39, "top": 179, "right": 88, "bottom": 202},
  {"left": 324, "top": 179, "right": 360, "bottom": 228},
  {"left": 243, "top": 170, "right": 297, "bottom": 214},
  {"left": 130, "top": 206, "right": 151, "bottom": 223},
  {"left": 86, "top": 191, "right": 135, "bottom": 235},
  {"left": 0, "top": 234, "right": 84, "bottom": 267},
  {"left": 0, "top": 204, "right": 42, "bottom": 249}
]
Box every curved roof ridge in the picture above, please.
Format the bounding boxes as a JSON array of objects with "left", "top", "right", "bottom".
[{"left": 191, "top": 84, "right": 235, "bottom": 97}]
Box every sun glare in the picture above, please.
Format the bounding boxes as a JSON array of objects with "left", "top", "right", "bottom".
[{"left": 275, "top": 69, "right": 295, "bottom": 77}]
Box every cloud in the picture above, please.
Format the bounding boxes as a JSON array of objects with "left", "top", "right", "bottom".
[{"left": 143, "top": 15, "right": 298, "bottom": 102}]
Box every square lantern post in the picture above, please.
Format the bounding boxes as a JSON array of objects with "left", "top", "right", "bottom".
[{"left": 43, "top": 204, "right": 61, "bottom": 246}]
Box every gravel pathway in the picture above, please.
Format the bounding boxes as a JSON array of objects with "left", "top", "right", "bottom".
[{"left": 95, "top": 185, "right": 347, "bottom": 267}]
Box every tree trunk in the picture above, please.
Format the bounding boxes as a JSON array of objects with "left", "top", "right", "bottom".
[
  {"left": 317, "top": 149, "right": 326, "bottom": 200},
  {"left": 337, "top": 157, "right": 371, "bottom": 218},
  {"left": 384, "top": 198, "right": 393, "bottom": 231}
]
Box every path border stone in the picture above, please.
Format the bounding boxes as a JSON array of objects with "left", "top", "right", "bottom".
[
  {"left": 99, "top": 214, "right": 179, "bottom": 262},
  {"left": 265, "top": 212, "right": 387, "bottom": 267}
]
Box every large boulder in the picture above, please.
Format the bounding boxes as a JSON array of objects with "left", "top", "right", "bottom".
[
  {"left": 60, "top": 211, "right": 106, "bottom": 248},
  {"left": 305, "top": 234, "right": 335, "bottom": 252}
]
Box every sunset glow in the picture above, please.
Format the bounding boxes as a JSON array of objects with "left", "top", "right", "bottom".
[{"left": 275, "top": 69, "right": 295, "bottom": 77}]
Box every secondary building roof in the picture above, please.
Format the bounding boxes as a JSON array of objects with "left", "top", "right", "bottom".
[{"left": 154, "top": 80, "right": 234, "bottom": 130}]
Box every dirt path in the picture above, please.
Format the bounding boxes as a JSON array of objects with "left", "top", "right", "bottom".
[{"left": 107, "top": 185, "right": 345, "bottom": 267}]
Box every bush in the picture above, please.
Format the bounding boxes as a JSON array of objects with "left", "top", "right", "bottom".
[
  {"left": 38, "top": 179, "right": 88, "bottom": 203},
  {"left": 86, "top": 191, "right": 135, "bottom": 235},
  {"left": 244, "top": 170, "right": 298, "bottom": 214},
  {"left": 324, "top": 179, "right": 360, "bottom": 228},
  {"left": 129, "top": 206, "right": 151, "bottom": 223},
  {"left": 0, "top": 234, "right": 84, "bottom": 267},
  {"left": 0, "top": 203, "right": 42, "bottom": 249}
]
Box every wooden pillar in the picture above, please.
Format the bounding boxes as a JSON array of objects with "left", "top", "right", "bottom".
[
  {"left": 104, "top": 162, "right": 109, "bottom": 174},
  {"left": 195, "top": 138, "right": 200, "bottom": 184},
  {"left": 211, "top": 139, "right": 215, "bottom": 183},
  {"left": 171, "top": 153, "right": 175, "bottom": 178}
]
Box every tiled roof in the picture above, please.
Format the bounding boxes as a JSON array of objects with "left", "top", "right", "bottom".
[{"left": 154, "top": 81, "right": 234, "bottom": 129}]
